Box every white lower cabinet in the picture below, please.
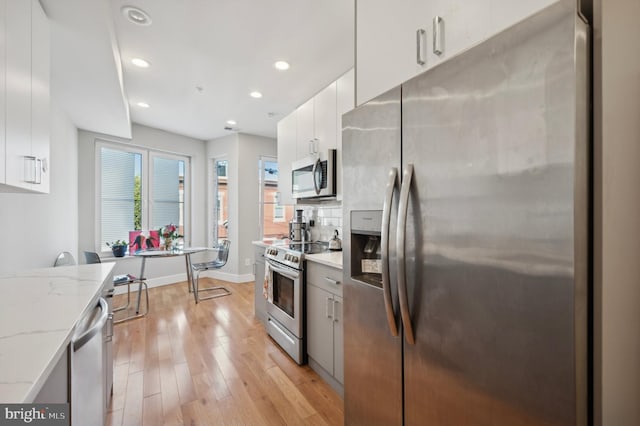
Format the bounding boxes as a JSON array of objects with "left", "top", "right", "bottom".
[{"left": 306, "top": 262, "right": 343, "bottom": 393}]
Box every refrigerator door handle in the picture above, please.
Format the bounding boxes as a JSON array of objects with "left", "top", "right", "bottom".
[
  {"left": 381, "top": 167, "right": 399, "bottom": 337},
  {"left": 397, "top": 164, "right": 415, "bottom": 344}
]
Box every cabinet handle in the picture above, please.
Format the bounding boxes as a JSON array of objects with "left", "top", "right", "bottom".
[
  {"left": 35, "top": 159, "right": 42, "bottom": 184},
  {"left": 106, "top": 313, "right": 114, "bottom": 342},
  {"left": 416, "top": 29, "right": 426, "bottom": 65},
  {"left": 324, "top": 277, "right": 340, "bottom": 285},
  {"left": 433, "top": 16, "right": 444, "bottom": 56},
  {"left": 23, "top": 156, "right": 37, "bottom": 184},
  {"left": 333, "top": 299, "right": 338, "bottom": 323},
  {"left": 326, "top": 297, "right": 333, "bottom": 319}
]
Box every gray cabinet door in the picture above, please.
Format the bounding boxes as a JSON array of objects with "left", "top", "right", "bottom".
[
  {"left": 306, "top": 283, "right": 334, "bottom": 374},
  {"left": 254, "top": 249, "right": 266, "bottom": 325},
  {"left": 333, "top": 295, "right": 344, "bottom": 384}
]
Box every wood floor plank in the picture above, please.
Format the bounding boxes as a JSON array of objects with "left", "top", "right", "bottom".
[
  {"left": 142, "top": 393, "right": 163, "bottom": 426},
  {"left": 106, "top": 408, "right": 123, "bottom": 426},
  {"left": 109, "top": 362, "right": 130, "bottom": 412},
  {"left": 122, "top": 370, "right": 144, "bottom": 426},
  {"left": 266, "top": 365, "right": 318, "bottom": 419},
  {"left": 109, "top": 279, "right": 343, "bottom": 426},
  {"left": 174, "top": 362, "right": 197, "bottom": 405}
]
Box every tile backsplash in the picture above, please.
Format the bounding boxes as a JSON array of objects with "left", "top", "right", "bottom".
[{"left": 295, "top": 203, "right": 343, "bottom": 242}]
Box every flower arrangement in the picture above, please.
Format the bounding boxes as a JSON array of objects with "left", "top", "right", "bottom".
[{"left": 159, "top": 223, "right": 182, "bottom": 250}]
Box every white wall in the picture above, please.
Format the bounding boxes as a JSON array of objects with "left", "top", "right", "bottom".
[
  {"left": 0, "top": 102, "right": 78, "bottom": 275},
  {"left": 77, "top": 123, "right": 207, "bottom": 284},
  {"left": 593, "top": 0, "right": 640, "bottom": 424},
  {"left": 206, "top": 133, "right": 277, "bottom": 281}
]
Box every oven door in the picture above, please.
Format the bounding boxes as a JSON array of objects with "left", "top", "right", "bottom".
[{"left": 266, "top": 259, "right": 302, "bottom": 337}]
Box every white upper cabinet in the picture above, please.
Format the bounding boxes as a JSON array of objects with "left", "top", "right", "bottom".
[
  {"left": 31, "top": 0, "right": 50, "bottom": 193},
  {"left": 2, "top": 0, "right": 50, "bottom": 193},
  {"left": 295, "top": 81, "right": 337, "bottom": 160},
  {"left": 5, "top": 0, "right": 33, "bottom": 191},
  {"left": 277, "top": 112, "right": 297, "bottom": 206},
  {"left": 0, "top": 0, "right": 6, "bottom": 185},
  {"left": 313, "top": 81, "right": 337, "bottom": 153},
  {"left": 356, "top": 0, "right": 558, "bottom": 106},
  {"left": 336, "top": 68, "right": 355, "bottom": 201},
  {"left": 277, "top": 69, "right": 354, "bottom": 204},
  {"left": 296, "top": 98, "right": 314, "bottom": 159}
]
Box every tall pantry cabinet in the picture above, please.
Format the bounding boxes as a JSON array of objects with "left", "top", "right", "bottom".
[{"left": 1, "top": 0, "right": 50, "bottom": 193}]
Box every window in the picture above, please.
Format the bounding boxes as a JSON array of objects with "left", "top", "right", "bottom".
[
  {"left": 213, "top": 159, "right": 228, "bottom": 243},
  {"left": 97, "top": 142, "right": 190, "bottom": 252},
  {"left": 259, "top": 157, "right": 293, "bottom": 239}
]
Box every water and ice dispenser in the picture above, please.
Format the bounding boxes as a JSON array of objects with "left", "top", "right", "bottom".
[{"left": 350, "top": 210, "right": 383, "bottom": 288}]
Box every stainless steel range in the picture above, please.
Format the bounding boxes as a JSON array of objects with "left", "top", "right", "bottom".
[{"left": 264, "top": 241, "right": 329, "bottom": 364}]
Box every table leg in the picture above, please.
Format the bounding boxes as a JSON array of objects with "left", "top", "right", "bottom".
[
  {"left": 136, "top": 256, "right": 147, "bottom": 314},
  {"left": 185, "top": 253, "right": 194, "bottom": 293}
]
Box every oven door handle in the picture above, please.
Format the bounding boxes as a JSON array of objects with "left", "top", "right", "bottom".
[{"left": 265, "top": 259, "right": 300, "bottom": 280}]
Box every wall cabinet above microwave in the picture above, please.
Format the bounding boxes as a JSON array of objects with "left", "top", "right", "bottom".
[{"left": 277, "top": 68, "right": 354, "bottom": 205}]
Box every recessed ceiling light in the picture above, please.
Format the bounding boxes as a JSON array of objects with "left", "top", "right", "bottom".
[
  {"left": 137, "top": 102, "right": 150, "bottom": 108},
  {"left": 131, "top": 58, "right": 150, "bottom": 68},
  {"left": 274, "top": 61, "right": 290, "bottom": 70},
  {"left": 226, "top": 120, "right": 237, "bottom": 126},
  {"left": 122, "top": 6, "right": 152, "bottom": 26},
  {"left": 250, "top": 91, "right": 263, "bottom": 99}
]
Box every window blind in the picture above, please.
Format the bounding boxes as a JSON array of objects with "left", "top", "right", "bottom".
[
  {"left": 152, "top": 157, "right": 183, "bottom": 230},
  {"left": 101, "top": 148, "right": 139, "bottom": 248}
]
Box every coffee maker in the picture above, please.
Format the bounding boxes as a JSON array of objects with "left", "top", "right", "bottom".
[{"left": 289, "top": 209, "right": 309, "bottom": 242}]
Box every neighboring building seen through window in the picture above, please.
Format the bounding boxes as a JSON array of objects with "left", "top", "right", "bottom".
[{"left": 261, "top": 158, "right": 293, "bottom": 239}]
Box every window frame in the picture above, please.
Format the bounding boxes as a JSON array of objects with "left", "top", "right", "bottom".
[
  {"left": 210, "top": 157, "right": 229, "bottom": 246},
  {"left": 95, "top": 140, "right": 191, "bottom": 254}
]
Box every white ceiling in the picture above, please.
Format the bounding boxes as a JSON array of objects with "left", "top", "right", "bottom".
[{"left": 42, "top": 0, "right": 355, "bottom": 141}]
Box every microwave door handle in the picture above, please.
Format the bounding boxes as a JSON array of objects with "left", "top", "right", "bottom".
[{"left": 312, "top": 157, "right": 321, "bottom": 195}]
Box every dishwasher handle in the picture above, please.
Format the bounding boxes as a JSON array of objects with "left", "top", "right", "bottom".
[{"left": 73, "top": 297, "right": 108, "bottom": 352}]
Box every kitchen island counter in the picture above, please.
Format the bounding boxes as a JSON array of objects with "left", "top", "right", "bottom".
[{"left": 0, "top": 263, "right": 114, "bottom": 402}]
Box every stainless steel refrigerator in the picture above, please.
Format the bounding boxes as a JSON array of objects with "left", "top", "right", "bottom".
[{"left": 342, "top": 3, "right": 589, "bottom": 425}]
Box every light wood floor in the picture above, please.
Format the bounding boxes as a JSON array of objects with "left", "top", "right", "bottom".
[{"left": 107, "top": 278, "right": 344, "bottom": 426}]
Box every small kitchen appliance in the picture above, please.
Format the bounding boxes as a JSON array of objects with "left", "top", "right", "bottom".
[{"left": 289, "top": 209, "right": 309, "bottom": 242}]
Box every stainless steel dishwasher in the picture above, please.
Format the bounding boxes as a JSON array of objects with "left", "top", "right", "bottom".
[{"left": 71, "top": 297, "right": 108, "bottom": 426}]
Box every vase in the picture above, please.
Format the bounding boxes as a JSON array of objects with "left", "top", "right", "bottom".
[
  {"left": 164, "top": 239, "right": 173, "bottom": 251},
  {"left": 112, "top": 245, "right": 127, "bottom": 257}
]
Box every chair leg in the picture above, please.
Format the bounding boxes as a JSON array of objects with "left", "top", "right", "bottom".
[
  {"left": 193, "top": 270, "right": 231, "bottom": 303},
  {"left": 114, "top": 281, "right": 150, "bottom": 324},
  {"left": 113, "top": 284, "right": 131, "bottom": 313}
]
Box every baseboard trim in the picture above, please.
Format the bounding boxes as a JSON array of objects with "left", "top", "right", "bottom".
[{"left": 113, "top": 272, "right": 253, "bottom": 295}]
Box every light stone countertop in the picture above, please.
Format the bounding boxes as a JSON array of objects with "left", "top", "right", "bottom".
[
  {"left": 0, "top": 263, "right": 114, "bottom": 403},
  {"left": 304, "top": 251, "right": 343, "bottom": 269}
]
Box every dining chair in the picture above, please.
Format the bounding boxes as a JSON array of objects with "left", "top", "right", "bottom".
[
  {"left": 53, "top": 251, "right": 76, "bottom": 267},
  {"left": 83, "top": 251, "right": 149, "bottom": 323},
  {"left": 191, "top": 240, "right": 231, "bottom": 303}
]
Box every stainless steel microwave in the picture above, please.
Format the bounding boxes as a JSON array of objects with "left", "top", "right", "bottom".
[{"left": 291, "top": 149, "right": 337, "bottom": 199}]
